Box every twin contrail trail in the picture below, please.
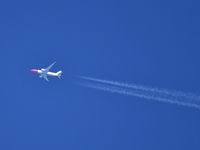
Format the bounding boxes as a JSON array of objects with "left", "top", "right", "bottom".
[{"left": 76, "top": 76, "right": 200, "bottom": 110}]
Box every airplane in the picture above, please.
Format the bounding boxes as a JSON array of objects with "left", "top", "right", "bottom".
[{"left": 31, "top": 62, "right": 62, "bottom": 81}]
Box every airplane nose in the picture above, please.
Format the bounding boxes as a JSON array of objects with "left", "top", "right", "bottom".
[{"left": 31, "top": 69, "right": 38, "bottom": 72}]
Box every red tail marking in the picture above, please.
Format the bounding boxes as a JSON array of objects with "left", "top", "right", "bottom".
[{"left": 31, "top": 69, "right": 38, "bottom": 72}]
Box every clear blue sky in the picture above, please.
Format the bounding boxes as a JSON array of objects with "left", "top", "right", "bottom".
[{"left": 1, "top": 0, "right": 200, "bottom": 150}]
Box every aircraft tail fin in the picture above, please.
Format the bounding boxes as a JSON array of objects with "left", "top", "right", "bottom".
[{"left": 57, "top": 71, "right": 62, "bottom": 79}]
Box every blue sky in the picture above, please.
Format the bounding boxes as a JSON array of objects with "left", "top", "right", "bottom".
[{"left": 1, "top": 0, "right": 200, "bottom": 149}]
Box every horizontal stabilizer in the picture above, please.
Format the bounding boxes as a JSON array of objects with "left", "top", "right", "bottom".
[{"left": 57, "top": 71, "right": 62, "bottom": 79}]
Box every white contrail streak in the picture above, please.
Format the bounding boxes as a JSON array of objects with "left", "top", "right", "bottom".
[
  {"left": 78, "top": 76, "right": 199, "bottom": 100},
  {"left": 77, "top": 76, "right": 200, "bottom": 110}
]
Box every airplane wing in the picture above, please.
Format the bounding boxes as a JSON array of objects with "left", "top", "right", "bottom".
[
  {"left": 44, "top": 62, "right": 56, "bottom": 72},
  {"left": 39, "top": 62, "right": 56, "bottom": 81},
  {"left": 43, "top": 75, "right": 49, "bottom": 82},
  {"left": 39, "top": 74, "right": 49, "bottom": 81}
]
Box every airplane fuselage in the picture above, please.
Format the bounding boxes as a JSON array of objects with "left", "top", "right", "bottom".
[
  {"left": 38, "top": 69, "right": 59, "bottom": 77},
  {"left": 31, "top": 68, "right": 62, "bottom": 81}
]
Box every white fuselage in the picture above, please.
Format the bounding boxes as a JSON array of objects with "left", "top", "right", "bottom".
[{"left": 38, "top": 69, "right": 58, "bottom": 77}]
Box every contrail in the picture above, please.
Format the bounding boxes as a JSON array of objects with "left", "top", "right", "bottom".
[
  {"left": 78, "top": 76, "right": 199, "bottom": 99},
  {"left": 76, "top": 76, "right": 200, "bottom": 110}
]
